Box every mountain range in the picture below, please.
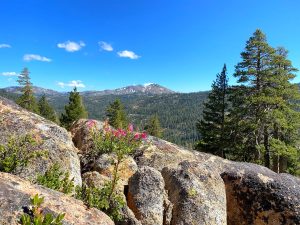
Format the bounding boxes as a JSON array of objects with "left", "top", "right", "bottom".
[
  {"left": 0, "top": 83, "right": 208, "bottom": 147},
  {"left": 2, "top": 83, "right": 175, "bottom": 96}
]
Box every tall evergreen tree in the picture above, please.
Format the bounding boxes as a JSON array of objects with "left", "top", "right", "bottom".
[
  {"left": 60, "top": 87, "right": 88, "bottom": 129},
  {"left": 16, "top": 68, "right": 39, "bottom": 113},
  {"left": 267, "top": 47, "right": 300, "bottom": 174},
  {"left": 231, "top": 29, "right": 300, "bottom": 173},
  {"left": 106, "top": 99, "right": 128, "bottom": 129},
  {"left": 232, "top": 29, "right": 275, "bottom": 166},
  {"left": 196, "top": 64, "right": 229, "bottom": 157},
  {"left": 38, "top": 95, "right": 58, "bottom": 123},
  {"left": 144, "top": 114, "right": 163, "bottom": 138}
]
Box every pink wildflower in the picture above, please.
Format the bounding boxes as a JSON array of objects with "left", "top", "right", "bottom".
[
  {"left": 141, "top": 132, "right": 147, "bottom": 139},
  {"left": 87, "top": 120, "right": 97, "bottom": 129},
  {"left": 128, "top": 124, "right": 134, "bottom": 132},
  {"left": 113, "top": 130, "right": 120, "bottom": 137},
  {"left": 121, "top": 130, "right": 127, "bottom": 137},
  {"left": 134, "top": 133, "right": 140, "bottom": 140}
]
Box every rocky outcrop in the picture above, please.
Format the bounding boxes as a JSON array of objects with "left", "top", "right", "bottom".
[
  {"left": 221, "top": 162, "right": 300, "bottom": 225},
  {"left": 0, "top": 172, "right": 114, "bottom": 225},
  {"left": 70, "top": 119, "right": 300, "bottom": 225},
  {"left": 134, "top": 137, "right": 197, "bottom": 171},
  {"left": 127, "top": 166, "right": 167, "bottom": 225},
  {"left": 0, "top": 97, "right": 82, "bottom": 186},
  {"left": 162, "top": 161, "right": 227, "bottom": 225},
  {"left": 0, "top": 97, "right": 298, "bottom": 225}
]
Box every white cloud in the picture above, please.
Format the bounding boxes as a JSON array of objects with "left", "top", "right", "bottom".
[
  {"left": 57, "top": 82, "right": 65, "bottom": 88},
  {"left": 1, "top": 72, "right": 18, "bottom": 76},
  {"left": 57, "top": 80, "right": 86, "bottom": 88},
  {"left": 117, "top": 50, "right": 140, "bottom": 59},
  {"left": 99, "top": 41, "right": 113, "bottom": 51},
  {"left": 23, "top": 54, "right": 52, "bottom": 62},
  {"left": 0, "top": 44, "right": 11, "bottom": 48},
  {"left": 57, "top": 41, "right": 85, "bottom": 52}
]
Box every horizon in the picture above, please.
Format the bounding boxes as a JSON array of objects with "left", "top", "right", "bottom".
[
  {"left": 1, "top": 1, "right": 300, "bottom": 92},
  {"left": 1, "top": 82, "right": 211, "bottom": 94}
]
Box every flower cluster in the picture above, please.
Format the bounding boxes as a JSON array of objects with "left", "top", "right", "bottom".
[
  {"left": 88, "top": 119, "right": 146, "bottom": 140},
  {"left": 87, "top": 119, "right": 147, "bottom": 158},
  {"left": 134, "top": 132, "right": 147, "bottom": 140},
  {"left": 87, "top": 119, "right": 97, "bottom": 129}
]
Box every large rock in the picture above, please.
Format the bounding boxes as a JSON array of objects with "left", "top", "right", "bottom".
[
  {"left": 82, "top": 171, "right": 110, "bottom": 189},
  {"left": 94, "top": 154, "right": 138, "bottom": 187},
  {"left": 162, "top": 161, "right": 227, "bottom": 225},
  {"left": 134, "top": 137, "right": 197, "bottom": 171},
  {"left": 127, "top": 166, "right": 167, "bottom": 225},
  {"left": 0, "top": 172, "right": 114, "bottom": 225},
  {"left": 136, "top": 138, "right": 300, "bottom": 224},
  {"left": 0, "top": 97, "right": 81, "bottom": 186},
  {"left": 221, "top": 162, "right": 300, "bottom": 225}
]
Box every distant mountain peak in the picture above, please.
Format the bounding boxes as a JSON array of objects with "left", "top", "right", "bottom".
[
  {"left": 83, "top": 83, "right": 175, "bottom": 96},
  {"left": 1, "top": 83, "right": 175, "bottom": 97},
  {"left": 112, "top": 83, "right": 175, "bottom": 95}
]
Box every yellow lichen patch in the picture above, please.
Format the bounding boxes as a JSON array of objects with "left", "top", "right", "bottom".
[{"left": 257, "top": 173, "right": 274, "bottom": 183}]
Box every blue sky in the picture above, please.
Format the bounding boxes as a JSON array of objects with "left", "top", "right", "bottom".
[{"left": 0, "top": 0, "right": 300, "bottom": 92}]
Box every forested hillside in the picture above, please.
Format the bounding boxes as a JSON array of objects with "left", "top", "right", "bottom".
[{"left": 0, "top": 89, "right": 209, "bottom": 147}]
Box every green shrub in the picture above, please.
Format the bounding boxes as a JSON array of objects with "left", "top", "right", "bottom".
[
  {"left": 75, "top": 182, "right": 125, "bottom": 221},
  {"left": 19, "top": 194, "right": 65, "bottom": 225},
  {"left": 0, "top": 134, "right": 44, "bottom": 174},
  {"left": 88, "top": 120, "right": 145, "bottom": 161},
  {"left": 36, "top": 163, "right": 74, "bottom": 194}
]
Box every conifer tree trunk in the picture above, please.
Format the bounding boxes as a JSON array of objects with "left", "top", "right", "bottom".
[
  {"left": 264, "top": 126, "right": 270, "bottom": 168},
  {"left": 279, "top": 157, "right": 288, "bottom": 173},
  {"left": 273, "top": 156, "right": 279, "bottom": 173},
  {"left": 272, "top": 125, "right": 280, "bottom": 173}
]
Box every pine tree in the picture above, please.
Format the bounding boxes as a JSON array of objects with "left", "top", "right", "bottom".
[
  {"left": 106, "top": 99, "right": 128, "bottom": 129},
  {"left": 232, "top": 29, "right": 275, "bottom": 166},
  {"left": 60, "top": 87, "right": 88, "bottom": 129},
  {"left": 16, "top": 68, "right": 39, "bottom": 113},
  {"left": 267, "top": 47, "right": 300, "bottom": 174},
  {"left": 196, "top": 64, "right": 229, "bottom": 157},
  {"left": 38, "top": 95, "right": 58, "bottom": 123},
  {"left": 231, "top": 29, "right": 300, "bottom": 173},
  {"left": 144, "top": 114, "right": 163, "bottom": 138}
]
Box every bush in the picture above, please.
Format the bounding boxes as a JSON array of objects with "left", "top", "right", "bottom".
[
  {"left": 19, "top": 194, "right": 65, "bottom": 225},
  {"left": 88, "top": 120, "right": 146, "bottom": 161},
  {"left": 36, "top": 163, "right": 74, "bottom": 194},
  {"left": 0, "top": 134, "right": 44, "bottom": 174},
  {"left": 75, "top": 182, "right": 125, "bottom": 221}
]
